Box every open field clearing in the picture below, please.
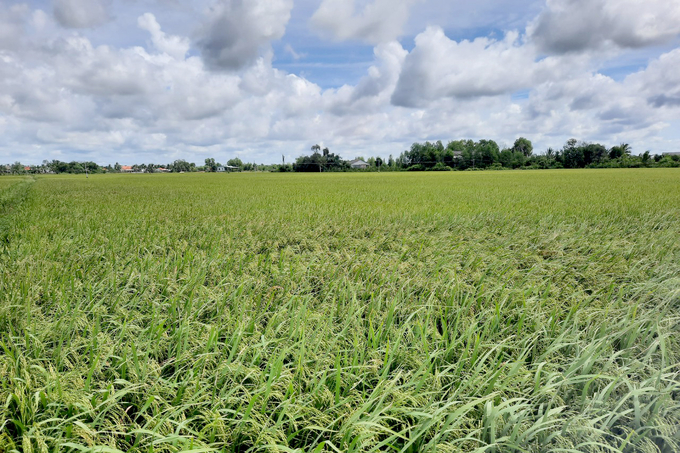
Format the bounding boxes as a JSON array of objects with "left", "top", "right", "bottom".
[{"left": 1, "top": 169, "right": 679, "bottom": 452}]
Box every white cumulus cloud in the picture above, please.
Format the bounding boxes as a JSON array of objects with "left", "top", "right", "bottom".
[
  {"left": 311, "top": 0, "right": 420, "bottom": 44},
  {"left": 53, "top": 0, "right": 110, "bottom": 29},
  {"left": 529, "top": 0, "right": 680, "bottom": 54},
  {"left": 196, "top": 0, "right": 294, "bottom": 71},
  {"left": 392, "top": 27, "right": 538, "bottom": 107},
  {"left": 138, "top": 13, "right": 190, "bottom": 60}
]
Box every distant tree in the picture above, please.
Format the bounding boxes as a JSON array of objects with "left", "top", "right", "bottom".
[
  {"left": 294, "top": 153, "right": 323, "bottom": 172},
  {"left": 50, "top": 160, "right": 69, "bottom": 174},
  {"left": 10, "top": 162, "right": 24, "bottom": 174},
  {"left": 562, "top": 138, "right": 584, "bottom": 168},
  {"left": 446, "top": 140, "right": 467, "bottom": 169},
  {"left": 293, "top": 147, "right": 347, "bottom": 172},
  {"left": 641, "top": 150, "right": 651, "bottom": 166},
  {"left": 476, "top": 140, "right": 500, "bottom": 168},
  {"left": 205, "top": 158, "right": 217, "bottom": 172},
  {"left": 583, "top": 143, "right": 608, "bottom": 165},
  {"left": 375, "top": 157, "right": 383, "bottom": 168},
  {"left": 499, "top": 148, "right": 514, "bottom": 168},
  {"left": 114, "top": 162, "right": 122, "bottom": 173},
  {"left": 227, "top": 158, "right": 243, "bottom": 167},
  {"left": 172, "top": 159, "right": 192, "bottom": 172},
  {"left": 513, "top": 137, "right": 533, "bottom": 157},
  {"left": 511, "top": 151, "right": 526, "bottom": 168},
  {"left": 609, "top": 143, "right": 631, "bottom": 159},
  {"left": 545, "top": 148, "right": 556, "bottom": 160}
]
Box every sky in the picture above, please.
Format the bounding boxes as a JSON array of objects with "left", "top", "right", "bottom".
[{"left": 1, "top": 0, "right": 680, "bottom": 165}]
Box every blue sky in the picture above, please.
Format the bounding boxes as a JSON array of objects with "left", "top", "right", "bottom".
[{"left": 1, "top": 0, "right": 679, "bottom": 165}]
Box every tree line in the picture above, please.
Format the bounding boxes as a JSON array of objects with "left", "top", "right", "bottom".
[
  {"left": 3, "top": 138, "right": 679, "bottom": 175},
  {"left": 286, "top": 139, "right": 679, "bottom": 172},
  {"left": 1, "top": 159, "right": 276, "bottom": 175},
  {"left": 381, "top": 138, "right": 678, "bottom": 171}
]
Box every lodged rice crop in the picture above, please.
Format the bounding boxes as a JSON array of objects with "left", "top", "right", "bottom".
[{"left": 1, "top": 169, "right": 679, "bottom": 452}]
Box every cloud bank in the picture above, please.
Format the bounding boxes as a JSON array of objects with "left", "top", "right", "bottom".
[{"left": 0, "top": 0, "right": 679, "bottom": 164}]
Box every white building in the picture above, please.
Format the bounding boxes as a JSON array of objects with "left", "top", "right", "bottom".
[{"left": 350, "top": 159, "right": 369, "bottom": 169}]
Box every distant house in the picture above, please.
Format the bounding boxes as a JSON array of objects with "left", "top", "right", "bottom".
[
  {"left": 216, "top": 166, "right": 226, "bottom": 172},
  {"left": 121, "top": 165, "right": 133, "bottom": 173},
  {"left": 225, "top": 165, "right": 240, "bottom": 172},
  {"left": 350, "top": 159, "right": 369, "bottom": 169},
  {"left": 663, "top": 152, "right": 680, "bottom": 156},
  {"left": 156, "top": 167, "right": 170, "bottom": 173},
  {"left": 24, "top": 166, "right": 31, "bottom": 172}
]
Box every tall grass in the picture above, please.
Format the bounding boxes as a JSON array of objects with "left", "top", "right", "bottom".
[{"left": 1, "top": 170, "right": 679, "bottom": 452}]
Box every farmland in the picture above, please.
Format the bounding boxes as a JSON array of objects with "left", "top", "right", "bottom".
[{"left": 1, "top": 169, "right": 679, "bottom": 452}]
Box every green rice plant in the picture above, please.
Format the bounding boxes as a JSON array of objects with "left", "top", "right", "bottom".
[{"left": 0, "top": 169, "right": 679, "bottom": 452}]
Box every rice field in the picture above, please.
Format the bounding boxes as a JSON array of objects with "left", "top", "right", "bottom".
[{"left": 1, "top": 169, "right": 679, "bottom": 452}]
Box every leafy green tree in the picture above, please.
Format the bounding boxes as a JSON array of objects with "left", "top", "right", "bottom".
[
  {"left": 205, "top": 158, "right": 217, "bottom": 172},
  {"left": 583, "top": 143, "right": 608, "bottom": 165},
  {"left": 172, "top": 159, "right": 192, "bottom": 172},
  {"left": 294, "top": 147, "right": 347, "bottom": 172},
  {"left": 609, "top": 143, "right": 631, "bottom": 159},
  {"left": 476, "top": 140, "right": 500, "bottom": 168},
  {"left": 641, "top": 151, "right": 651, "bottom": 166},
  {"left": 545, "top": 148, "right": 556, "bottom": 160},
  {"left": 10, "top": 162, "right": 25, "bottom": 174},
  {"left": 513, "top": 137, "right": 533, "bottom": 157},
  {"left": 562, "top": 139, "right": 585, "bottom": 168},
  {"left": 446, "top": 140, "right": 467, "bottom": 169},
  {"left": 511, "top": 151, "right": 526, "bottom": 168},
  {"left": 499, "top": 148, "right": 514, "bottom": 167},
  {"left": 227, "top": 158, "right": 243, "bottom": 167}
]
